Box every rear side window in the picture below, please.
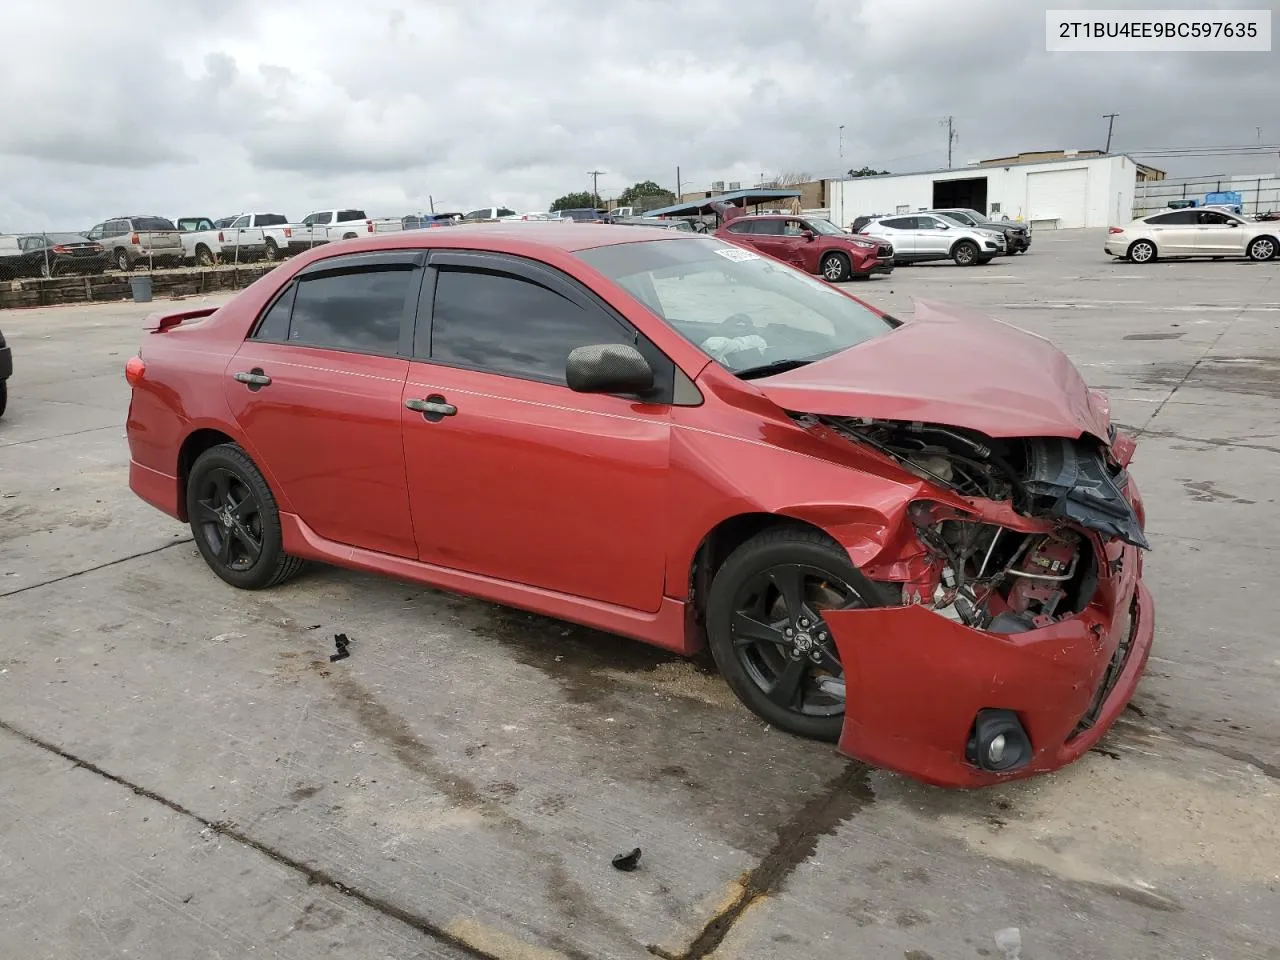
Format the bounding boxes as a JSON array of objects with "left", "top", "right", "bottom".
[
  {"left": 256, "top": 213, "right": 288, "bottom": 226},
  {"left": 1146, "top": 211, "right": 1196, "bottom": 225},
  {"left": 497, "top": 208, "right": 515, "bottom": 218},
  {"left": 428, "top": 267, "right": 633, "bottom": 382},
  {"left": 337, "top": 209, "right": 366, "bottom": 222},
  {"left": 879, "top": 217, "right": 915, "bottom": 230},
  {"left": 254, "top": 267, "right": 413, "bottom": 354},
  {"left": 133, "top": 217, "right": 177, "bottom": 231}
]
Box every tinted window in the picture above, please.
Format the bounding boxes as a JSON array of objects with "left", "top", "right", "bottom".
[
  {"left": 1146, "top": 211, "right": 1196, "bottom": 225},
  {"left": 307, "top": 212, "right": 332, "bottom": 225},
  {"left": 337, "top": 209, "right": 365, "bottom": 222},
  {"left": 727, "top": 220, "right": 757, "bottom": 234},
  {"left": 752, "top": 219, "right": 785, "bottom": 236},
  {"left": 497, "top": 208, "right": 516, "bottom": 217},
  {"left": 286, "top": 267, "right": 412, "bottom": 353},
  {"left": 132, "top": 217, "right": 177, "bottom": 231},
  {"left": 879, "top": 217, "right": 916, "bottom": 230},
  {"left": 104, "top": 220, "right": 128, "bottom": 237},
  {"left": 256, "top": 213, "right": 288, "bottom": 226},
  {"left": 429, "top": 268, "right": 632, "bottom": 382},
  {"left": 254, "top": 285, "right": 296, "bottom": 341},
  {"left": 1197, "top": 210, "right": 1236, "bottom": 225}
]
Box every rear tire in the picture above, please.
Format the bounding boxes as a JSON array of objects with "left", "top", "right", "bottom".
[
  {"left": 195, "top": 245, "right": 215, "bottom": 267},
  {"left": 187, "top": 444, "right": 304, "bottom": 591},
  {"left": 1128, "top": 239, "right": 1157, "bottom": 263},
  {"left": 342, "top": 232, "right": 358, "bottom": 240},
  {"left": 705, "top": 526, "right": 891, "bottom": 742},
  {"left": 952, "top": 240, "right": 979, "bottom": 266},
  {"left": 820, "top": 252, "right": 851, "bottom": 282},
  {"left": 264, "top": 238, "right": 279, "bottom": 261},
  {"left": 0, "top": 381, "right": 7, "bottom": 418},
  {"left": 114, "top": 249, "right": 131, "bottom": 272}
]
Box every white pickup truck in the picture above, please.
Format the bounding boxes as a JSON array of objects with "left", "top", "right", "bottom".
[
  {"left": 290, "top": 209, "right": 404, "bottom": 248},
  {"left": 175, "top": 216, "right": 267, "bottom": 266},
  {"left": 221, "top": 213, "right": 307, "bottom": 261}
]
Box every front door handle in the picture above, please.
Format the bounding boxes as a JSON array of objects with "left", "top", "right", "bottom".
[
  {"left": 233, "top": 369, "right": 271, "bottom": 390},
  {"left": 405, "top": 394, "right": 457, "bottom": 422}
]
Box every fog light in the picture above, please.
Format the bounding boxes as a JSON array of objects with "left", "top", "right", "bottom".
[
  {"left": 988, "top": 734, "right": 1007, "bottom": 764},
  {"left": 966, "top": 709, "right": 1032, "bottom": 773}
]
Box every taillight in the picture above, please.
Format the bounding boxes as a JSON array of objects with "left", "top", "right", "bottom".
[
  {"left": 125, "top": 356, "right": 145, "bottom": 386},
  {"left": 1108, "top": 226, "right": 1124, "bottom": 234},
  {"left": 284, "top": 227, "right": 292, "bottom": 237},
  {"left": 131, "top": 232, "right": 140, "bottom": 244},
  {"left": 52, "top": 244, "right": 68, "bottom": 253},
  {"left": 218, "top": 231, "right": 225, "bottom": 242},
  {"left": 366, "top": 219, "right": 374, "bottom": 232}
]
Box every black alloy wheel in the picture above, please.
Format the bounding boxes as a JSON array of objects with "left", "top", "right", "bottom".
[
  {"left": 706, "top": 527, "right": 889, "bottom": 741},
  {"left": 186, "top": 444, "right": 303, "bottom": 590}
]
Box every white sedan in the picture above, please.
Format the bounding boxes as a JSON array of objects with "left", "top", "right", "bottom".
[{"left": 1106, "top": 208, "right": 1278, "bottom": 263}]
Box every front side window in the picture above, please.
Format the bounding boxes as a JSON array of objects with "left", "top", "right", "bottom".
[
  {"left": 726, "top": 220, "right": 756, "bottom": 234},
  {"left": 230, "top": 216, "right": 249, "bottom": 229},
  {"left": 576, "top": 238, "right": 894, "bottom": 376},
  {"left": 805, "top": 219, "right": 845, "bottom": 236},
  {"left": 429, "top": 267, "right": 633, "bottom": 382},
  {"left": 276, "top": 267, "right": 412, "bottom": 353}
]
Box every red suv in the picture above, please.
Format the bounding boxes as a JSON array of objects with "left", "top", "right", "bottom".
[
  {"left": 717, "top": 214, "right": 894, "bottom": 282},
  {"left": 124, "top": 224, "right": 1152, "bottom": 787}
]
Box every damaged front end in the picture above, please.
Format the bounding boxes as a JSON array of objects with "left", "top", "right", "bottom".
[{"left": 793, "top": 414, "right": 1155, "bottom": 786}]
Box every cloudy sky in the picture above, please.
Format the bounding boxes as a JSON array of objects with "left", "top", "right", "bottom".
[{"left": 1, "top": 0, "right": 1275, "bottom": 229}]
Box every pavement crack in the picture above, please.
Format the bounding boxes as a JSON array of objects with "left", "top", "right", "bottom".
[
  {"left": 0, "top": 539, "right": 193, "bottom": 599},
  {"left": 0, "top": 423, "right": 122, "bottom": 449},
  {"left": 0, "top": 718, "right": 515, "bottom": 960},
  {"left": 649, "top": 763, "right": 873, "bottom": 960}
]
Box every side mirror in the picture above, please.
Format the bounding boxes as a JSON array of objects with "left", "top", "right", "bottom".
[
  {"left": 566, "top": 343, "right": 654, "bottom": 396},
  {"left": 936, "top": 222, "right": 950, "bottom": 230},
  {"left": 801, "top": 230, "right": 815, "bottom": 241}
]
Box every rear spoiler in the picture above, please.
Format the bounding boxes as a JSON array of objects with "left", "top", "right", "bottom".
[{"left": 145, "top": 306, "right": 219, "bottom": 333}]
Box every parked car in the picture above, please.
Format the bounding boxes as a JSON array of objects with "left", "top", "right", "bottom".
[
  {"left": 858, "top": 214, "right": 1004, "bottom": 266},
  {"left": 717, "top": 214, "right": 893, "bottom": 281},
  {"left": 85, "top": 216, "right": 184, "bottom": 271},
  {"left": 221, "top": 214, "right": 303, "bottom": 261},
  {"left": 0, "top": 233, "right": 107, "bottom": 278},
  {"left": 0, "top": 323, "right": 10, "bottom": 417},
  {"left": 1203, "top": 192, "right": 1243, "bottom": 214},
  {"left": 402, "top": 213, "right": 461, "bottom": 230},
  {"left": 175, "top": 216, "right": 267, "bottom": 266},
  {"left": 1106, "top": 208, "right": 1278, "bottom": 263},
  {"left": 462, "top": 207, "right": 517, "bottom": 222},
  {"left": 123, "top": 223, "right": 1153, "bottom": 788},
  {"left": 558, "top": 208, "right": 607, "bottom": 223},
  {"left": 611, "top": 216, "right": 695, "bottom": 232},
  {"left": 291, "top": 209, "right": 404, "bottom": 247},
  {"left": 929, "top": 208, "right": 1031, "bottom": 254}
]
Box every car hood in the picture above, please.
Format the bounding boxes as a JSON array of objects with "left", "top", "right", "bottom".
[{"left": 753, "top": 299, "right": 1111, "bottom": 440}]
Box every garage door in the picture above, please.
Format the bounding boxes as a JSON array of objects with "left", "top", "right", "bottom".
[{"left": 1026, "top": 168, "right": 1088, "bottom": 228}]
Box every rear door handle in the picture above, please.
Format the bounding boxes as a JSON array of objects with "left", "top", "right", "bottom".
[
  {"left": 233, "top": 369, "right": 271, "bottom": 390},
  {"left": 405, "top": 395, "right": 457, "bottom": 422}
]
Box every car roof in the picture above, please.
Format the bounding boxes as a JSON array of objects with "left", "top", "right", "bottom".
[{"left": 323, "top": 221, "right": 694, "bottom": 254}]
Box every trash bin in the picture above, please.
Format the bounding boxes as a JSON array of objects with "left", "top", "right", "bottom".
[{"left": 129, "top": 275, "right": 153, "bottom": 303}]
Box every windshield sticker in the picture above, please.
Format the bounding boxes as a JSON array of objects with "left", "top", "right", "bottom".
[{"left": 714, "top": 246, "right": 760, "bottom": 262}]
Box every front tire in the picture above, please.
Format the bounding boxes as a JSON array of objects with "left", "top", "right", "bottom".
[
  {"left": 952, "top": 240, "right": 979, "bottom": 266},
  {"left": 1128, "top": 239, "right": 1157, "bottom": 263},
  {"left": 705, "top": 526, "right": 890, "bottom": 742},
  {"left": 1248, "top": 236, "right": 1277, "bottom": 261},
  {"left": 0, "top": 380, "right": 7, "bottom": 418},
  {"left": 820, "top": 252, "right": 850, "bottom": 283},
  {"left": 114, "top": 249, "right": 132, "bottom": 272},
  {"left": 187, "top": 444, "right": 303, "bottom": 590}
]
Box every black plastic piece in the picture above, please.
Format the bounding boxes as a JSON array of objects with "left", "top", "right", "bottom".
[
  {"left": 1023, "top": 438, "right": 1150, "bottom": 549},
  {"left": 965, "top": 708, "right": 1033, "bottom": 772}
]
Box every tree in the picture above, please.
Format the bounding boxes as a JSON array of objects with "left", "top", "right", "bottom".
[
  {"left": 847, "top": 166, "right": 889, "bottom": 177},
  {"left": 618, "top": 180, "right": 674, "bottom": 208},
  {"left": 551, "top": 191, "right": 596, "bottom": 211}
]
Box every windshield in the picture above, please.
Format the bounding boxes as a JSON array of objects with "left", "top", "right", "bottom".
[
  {"left": 938, "top": 211, "right": 975, "bottom": 226},
  {"left": 805, "top": 218, "right": 845, "bottom": 236},
  {"left": 575, "top": 238, "right": 894, "bottom": 375}
]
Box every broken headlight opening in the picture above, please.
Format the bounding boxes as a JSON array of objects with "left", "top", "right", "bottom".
[{"left": 801, "top": 415, "right": 1149, "bottom": 550}]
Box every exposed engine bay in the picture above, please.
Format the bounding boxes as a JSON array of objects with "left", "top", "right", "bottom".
[{"left": 792, "top": 414, "right": 1150, "bottom": 634}]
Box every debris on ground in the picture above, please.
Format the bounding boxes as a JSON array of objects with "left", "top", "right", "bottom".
[
  {"left": 611, "top": 847, "right": 642, "bottom": 872},
  {"left": 329, "top": 633, "right": 351, "bottom": 662},
  {"left": 994, "top": 927, "right": 1022, "bottom": 959}
]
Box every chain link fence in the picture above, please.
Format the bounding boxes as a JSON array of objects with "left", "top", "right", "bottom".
[{"left": 1133, "top": 173, "right": 1280, "bottom": 218}]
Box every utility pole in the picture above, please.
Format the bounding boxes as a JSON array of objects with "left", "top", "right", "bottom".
[
  {"left": 1102, "top": 113, "right": 1119, "bottom": 153},
  {"left": 676, "top": 165, "right": 682, "bottom": 199},
  {"left": 839, "top": 124, "right": 845, "bottom": 160},
  {"left": 588, "top": 170, "right": 605, "bottom": 205},
  {"left": 428, "top": 194, "right": 435, "bottom": 214},
  {"left": 940, "top": 116, "right": 958, "bottom": 168}
]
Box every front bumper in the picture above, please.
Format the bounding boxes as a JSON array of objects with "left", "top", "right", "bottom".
[{"left": 826, "top": 532, "right": 1153, "bottom": 787}]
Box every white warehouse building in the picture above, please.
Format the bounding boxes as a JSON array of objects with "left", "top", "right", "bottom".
[{"left": 829, "top": 153, "right": 1145, "bottom": 231}]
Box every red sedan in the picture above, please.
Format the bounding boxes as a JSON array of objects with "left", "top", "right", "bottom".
[
  {"left": 125, "top": 223, "right": 1153, "bottom": 787},
  {"left": 715, "top": 214, "right": 894, "bottom": 282}
]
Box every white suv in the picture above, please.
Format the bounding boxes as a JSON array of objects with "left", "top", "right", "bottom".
[{"left": 858, "top": 213, "right": 1004, "bottom": 266}]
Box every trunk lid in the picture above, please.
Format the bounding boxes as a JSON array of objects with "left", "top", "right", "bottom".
[{"left": 753, "top": 299, "right": 1111, "bottom": 440}]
